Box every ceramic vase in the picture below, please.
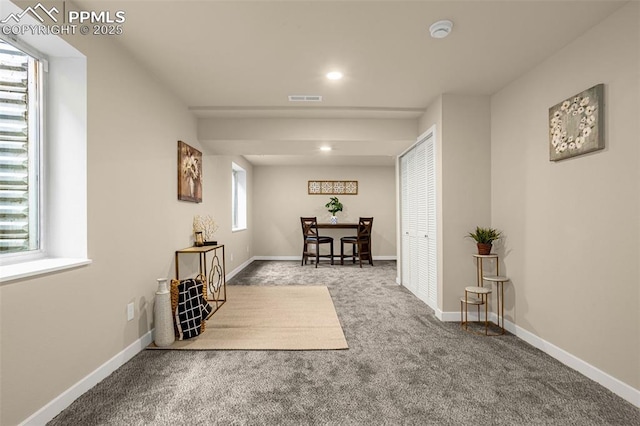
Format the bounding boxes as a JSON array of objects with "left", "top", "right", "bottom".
[
  {"left": 330, "top": 215, "right": 338, "bottom": 225},
  {"left": 154, "top": 278, "right": 175, "bottom": 347}
]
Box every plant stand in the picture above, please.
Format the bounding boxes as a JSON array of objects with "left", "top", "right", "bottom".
[{"left": 461, "top": 253, "right": 510, "bottom": 336}]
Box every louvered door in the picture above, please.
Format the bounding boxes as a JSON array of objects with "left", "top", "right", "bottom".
[{"left": 400, "top": 131, "right": 437, "bottom": 311}]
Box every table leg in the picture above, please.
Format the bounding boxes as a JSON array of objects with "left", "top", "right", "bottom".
[
  {"left": 500, "top": 282, "right": 505, "bottom": 333},
  {"left": 175, "top": 252, "right": 179, "bottom": 280},
  {"left": 484, "top": 293, "right": 489, "bottom": 336}
]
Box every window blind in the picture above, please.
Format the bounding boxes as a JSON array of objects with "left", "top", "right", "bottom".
[{"left": 0, "top": 40, "right": 33, "bottom": 253}]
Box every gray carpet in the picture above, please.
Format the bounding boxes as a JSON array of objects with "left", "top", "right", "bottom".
[{"left": 49, "top": 260, "right": 639, "bottom": 425}]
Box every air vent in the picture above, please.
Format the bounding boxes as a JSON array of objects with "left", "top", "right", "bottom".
[{"left": 288, "top": 95, "right": 323, "bottom": 102}]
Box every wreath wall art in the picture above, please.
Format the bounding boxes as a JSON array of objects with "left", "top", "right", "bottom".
[{"left": 549, "top": 84, "right": 604, "bottom": 161}]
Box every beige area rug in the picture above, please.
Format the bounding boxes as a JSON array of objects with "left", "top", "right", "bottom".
[{"left": 149, "top": 285, "right": 348, "bottom": 350}]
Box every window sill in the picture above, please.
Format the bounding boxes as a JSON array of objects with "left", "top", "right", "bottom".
[
  {"left": 232, "top": 227, "right": 247, "bottom": 233},
  {"left": 0, "top": 258, "right": 92, "bottom": 284}
]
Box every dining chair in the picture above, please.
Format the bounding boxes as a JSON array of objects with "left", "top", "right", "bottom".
[
  {"left": 300, "top": 217, "right": 334, "bottom": 267},
  {"left": 340, "top": 217, "right": 374, "bottom": 267}
]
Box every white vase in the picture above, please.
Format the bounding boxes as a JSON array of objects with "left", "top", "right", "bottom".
[
  {"left": 154, "top": 278, "right": 175, "bottom": 347},
  {"left": 330, "top": 215, "right": 338, "bottom": 225},
  {"left": 188, "top": 178, "right": 195, "bottom": 197}
]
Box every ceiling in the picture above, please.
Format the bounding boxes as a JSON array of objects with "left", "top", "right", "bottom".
[{"left": 74, "top": 0, "right": 626, "bottom": 165}]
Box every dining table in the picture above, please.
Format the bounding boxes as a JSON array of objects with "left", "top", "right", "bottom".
[
  {"left": 316, "top": 223, "right": 358, "bottom": 229},
  {"left": 315, "top": 223, "right": 370, "bottom": 262}
]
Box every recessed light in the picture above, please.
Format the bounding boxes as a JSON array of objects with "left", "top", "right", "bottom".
[
  {"left": 429, "top": 20, "right": 453, "bottom": 39},
  {"left": 320, "top": 146, "right": 332, "bottom": 152},
  {"left": 326, "top": 71, "right": 343, "bottom": 80}
]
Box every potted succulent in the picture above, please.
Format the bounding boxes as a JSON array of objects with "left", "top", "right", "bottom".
[
  {"left": 325, "top": 196, "right": 343, "bottom": 224},
  {"left": 467, "top": 226, "right": 502, "bottom": 255}
]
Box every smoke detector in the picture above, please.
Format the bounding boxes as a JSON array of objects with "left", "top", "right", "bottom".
[{"left": 429, "top": 20, "right": 453, "bottom": 39}]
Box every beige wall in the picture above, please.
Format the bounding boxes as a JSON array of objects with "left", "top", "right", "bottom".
[
  {"left": 441, "top": 95, "right": 492, "bottom": 312},
  {"left": 0, "top": 35, "right": 253, "bottom": 425},
  {"left": 417, "top": 94, "right": 492, "bottom": 314},
  {"left": 207, "top": 155, "right": 254, "bottom": 273},
  {"left": 491, "top": 2, "right": 639, "bottom": 390},
  {"left": 253, "top": 166, "right": 396, "bottom": 258}
]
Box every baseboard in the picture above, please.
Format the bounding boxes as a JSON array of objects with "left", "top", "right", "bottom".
[
  {"left": 21, "top": 330, "right": 154, "bottom": 426},
  {"left": 226, "top": 257, "right": 255, "bottom": 280},
  {"left": 440, "top": 310, "right": 640, "bottom": 408},
  {"left": 513, "top": 321, "right": 640, "bottom": 408},
  {"left": 252, "top": 256, "right": 300, "bottom": 261}
]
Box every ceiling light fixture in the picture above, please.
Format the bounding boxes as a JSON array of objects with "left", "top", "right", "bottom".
[
  {"left": 320, "top": 146, "right": 332, "bottom": 152},
  {"left": 326, "top": 71, "right": 343, "bottom": 80},
  {"left": 429, "top": 20, "right": 453, "bottom": 39}
]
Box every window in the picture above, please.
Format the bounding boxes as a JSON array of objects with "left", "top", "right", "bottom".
[
  {"left": 231, "top": 162, "right": 246, "bottom": 231},
  {"left": 0, "top": 14, "right": 88, "bottom": 282},
  {"left": 0, "top": 39, "right": 42, "bottom": 256}
]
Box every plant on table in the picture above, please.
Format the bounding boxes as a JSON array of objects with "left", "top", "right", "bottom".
[
  {"left": 325, "top": 196, "right": 343, "bottom": 224},
  {"left": 466, "top": 226, "right": 502, "bottom": 255}
]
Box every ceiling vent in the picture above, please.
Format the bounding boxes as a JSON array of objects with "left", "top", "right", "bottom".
[{"left": 288, "top": 95, "right": 323, "bottom": 102}]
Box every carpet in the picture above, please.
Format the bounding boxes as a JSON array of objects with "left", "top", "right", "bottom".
[
  {"left": 149, "top": 285, "right": 348, "bottom": 350},
  {"left": 50, "top": 262, "right": 640, "bottom": 426}
]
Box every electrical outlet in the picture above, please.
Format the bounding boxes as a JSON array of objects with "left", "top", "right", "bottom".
[
  {"left": 127, "top": 302, "right": 134, "bottom": 321},
  {"left": 230, "top": 253, "right": 234, "bottom": 262}
]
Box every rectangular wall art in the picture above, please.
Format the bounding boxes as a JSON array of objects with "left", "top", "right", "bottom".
[
  {"left": 178, "top": 140, "right": 202, "bottom": 203},
  {"left": 308, "top": 180, "right": 358, "bottom": 195},
  {"left": 549, "top": 84, "right": 604, "bottom": 161}
]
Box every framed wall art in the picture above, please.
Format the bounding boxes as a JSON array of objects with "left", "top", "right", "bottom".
[
  {"left": 178, "top": 140, "right": 202, "bottom": 203},
  {"left": 549, "top": 84, "right": 604, "bottom": 161},
  {"left": 308, "top": 180, "right": 358, "bottom": 195}
]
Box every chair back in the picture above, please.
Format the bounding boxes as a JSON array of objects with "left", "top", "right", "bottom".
[
  {"left": 301, "top": 217, "right": 320, "bottom": 238},
  {"left": 357, "top": 217, "right": 373, "bottom": 240}
]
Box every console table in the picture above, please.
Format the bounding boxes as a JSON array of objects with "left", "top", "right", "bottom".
[{"left": 175, "top": 244, "right": 227, "bottom": 312}]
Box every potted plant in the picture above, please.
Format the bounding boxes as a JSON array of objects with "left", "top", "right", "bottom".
[
  {"left": 467, "top": 226, "right": 502, "bottom": 255},
  {"left": 325, "top": 196, "right": 343, "bottom": 224}
]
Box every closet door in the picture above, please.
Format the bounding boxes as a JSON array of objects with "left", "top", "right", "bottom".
[
  {"left": 400, "top": 131, "right": 437, "bottom": 311},
  {"left": 425, "top": 138, "right": 437, "bottom": 308},
  {"left": 415, "top": 142, "right": 429, "bottom": 302},
  {"left": 400, "top": 154, "right": 412, "bottom": 293},
  {"left": 401, "top": 150, "right": 418, "bottom": 295}
]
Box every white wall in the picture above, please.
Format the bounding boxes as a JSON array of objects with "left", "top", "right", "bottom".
[
  {"left": 0, "top": 34, "right": 253, "bottom": 426},
  {"left": 491, "top": 2, "right": 639, "bottom": 391},
  {"left": 198, "top": 117, "right": 417, "bottom": 157},
  {"left": 417, "top": 94, "right": 492, "bottom": 314},
  {"left": 253, "top": 165, "right": 396, "bottom": 259}
]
